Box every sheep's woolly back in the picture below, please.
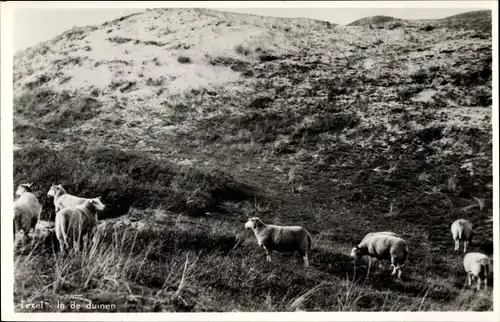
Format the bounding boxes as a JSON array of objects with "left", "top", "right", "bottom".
[
  {"left": 358, "top": 234, "right": 408, "bottom": 262},
  {"left": 14, "top": 192, "right": 41, "bottom": 219},
  {"left": 251, "top": 221, "right": 312, "bottom": 254},
  {"left": 14, "top": 191, "right": 41, "bottom": 234},
  {"left": 56, "top": 194, "right": 89, "bottom": 210},
  {"left": 55, "top": 200, "right": 99, "bottom": 243},
  {"left": 361, "top": 231, "right": 400, "bottom": 243},
  {"left": 451, "top": 219, "right": 473, "bottom": 240}
]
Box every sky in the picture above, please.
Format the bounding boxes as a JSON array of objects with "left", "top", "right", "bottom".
[{"left": 12, "top": 4, "right": 492, "bottom": 53}]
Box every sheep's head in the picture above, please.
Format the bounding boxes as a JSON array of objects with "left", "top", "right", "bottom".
[
  {"left": 16, "top": 183, "right": 33, "bottom": 196},
  {"left": 245, "top": 217, "right": 264, "bottom": 230},
  {"left": 350, "top": 246, "right": 362, "bottom": 258},
  {"left": 47, "top": 185, "right": 57, "bottom": 197},
  {"left": 89, "top": 197, "right": 106, "bottom": 211}
]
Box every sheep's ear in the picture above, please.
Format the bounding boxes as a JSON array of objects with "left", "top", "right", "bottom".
[{"left": 27, "top": 182, "right": 33, "bottom": 187}]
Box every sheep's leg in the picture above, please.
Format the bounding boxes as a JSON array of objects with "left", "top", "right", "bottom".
[
  {"left": 477, "top": 278, "right": 482, "bottom": 291},
  {"left": 13, "top": 225, "right": 17, "bottom": 244},
  {"left": 264, "top": 247, "right": 272, "bottom": 262},
  {"left": 29, "top": 228, "right": 36, "bottom": 250},
  {"left": 454, "top": 239, "right": 459, "bottom": 251},
  {"left": 20, "top": 229, "right": 29, "bottom": 249},
  {"left": 467, "top": 273, "right": 472, "bottom": 286},
  {"left": 366, "top": 257, "right": 372, "bottom": 278},
  {"left": 397, "top": 267, "right": 402, "bottom": 279},
  {"left": 303, "top": 252, "right": 309, "bottom": 267},
  {"left": 484, "top": 278, "right": 488, "bottom": 290},
  {"left": 463, "top": 241, "right": 468, "bottom": 253},
  {"left": 390, "top": 256, "right": 397, "bottom": 275}
]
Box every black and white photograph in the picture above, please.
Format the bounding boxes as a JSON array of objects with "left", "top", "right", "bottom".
[{"left": 1, "top": 0, "right": 498, "bottom": 320}]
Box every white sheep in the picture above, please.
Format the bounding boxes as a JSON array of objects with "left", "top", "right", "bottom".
[
  {"left": 244, "top": 217, "right": 312, "bottom": 267},
  {"left": 463, "top": 252, "right": 492, "bottom": 291},
  {"left": 55, "top": 197, "right": 105, "bottom": 254},
  {"left": 451, "top": 219, "right": 474, "bottom": 253},
  {"left": 357, "top": 231, "right": 401, "bottom": 268},
  {"left": 47, "top": 184, "right": 91, "bottom": 215},
  {"left": 351, "top": 233, "right": 409, "bottom": 279},
  {"left": 13, "top": 183, "right": 42, "bottom": 244}
]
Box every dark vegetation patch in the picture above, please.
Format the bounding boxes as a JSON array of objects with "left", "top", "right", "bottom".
[
  {"left": 235, "top": 44, "right": 252, "bottom": 56},
  {"left": 109, "top": 80, "right": 137, "bottom": 93},
  {"left": 259, "top": 54, "right": 280, "bottom": 62},
  {"left": 52, "top": 56, "right": 87, "bottom": 69},
  {"left": 440, "top": 10, "right": 492, "bottom": 34},
  {"left": 177, "top": 56, "right": 192, "bottom": 64},
  {"left": 143, "top": 40, "right": 166, "bottom": 46},
  {"left": 208, "top": 56, "right": 251, "bottom": 72},
  {"left": 14, "top": 89, "right": 102, "bottom": 137},
  {"left": 13, "top": 146, "right": 258, "bottom": 221},
  {"left": 107, "top": 36, "right": 134, "bottom": 44},
  {"left": 94, "top": 59, "right": 132, "bottom": 67},
  {"left": 348, "top": 15, "right": 403, "bottom": 27}
]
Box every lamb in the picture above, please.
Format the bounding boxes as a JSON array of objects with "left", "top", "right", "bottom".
[
  {"left": 351, "top": 233, "right": 409, "bottom": 279},
  {"left": 451, "top": 219, "right": 474, "bottom": 253},
  {"left": 463, "top": 252, "right": 492, "bottom": 291},
  {"left": 13, "top": 183, "right": 42, "bottom": 244},
  {"left": 244, "top": 217, "right": 312, "bottom": 267},
  {"left": 47, "top": 184, "right": 91, "bottom": 215},
  {"left": 55, "top": 197, "right": 105, "bottom": 254}
]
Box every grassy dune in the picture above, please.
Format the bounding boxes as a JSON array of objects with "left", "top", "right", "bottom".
[{"left": 12, "top": 8, "right": 493, "bottom": 312}]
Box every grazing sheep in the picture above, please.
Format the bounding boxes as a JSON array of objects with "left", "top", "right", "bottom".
[
  {"left": 463, "top": 252, "right": 492, "bottom": 291},
  {"left": 47, "top": 184, "right": 91, "bottom": 216},
  {"left": 351, "top": 233, "right": 409, "bottom": 279},
  {"left": 358, "top": 231, "right": 401, "bottom": 268},
  {"left": 451, "top": 219, "right": 474, "bottom": 253},
  {"left": 244, "top": 217, "right": 312, "bottom": 267},
  {"left": 55, "top": 197, "right": 105, "bottom": 253},
  {"left": 14, "top": 183, "right": 42, "bottom": 244}
]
